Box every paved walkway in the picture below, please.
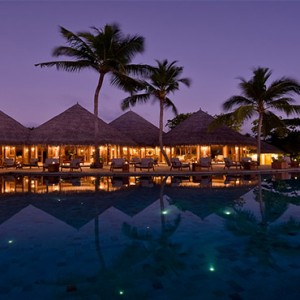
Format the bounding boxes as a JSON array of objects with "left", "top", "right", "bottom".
[{"left": 0, "top": 163, "right": 298, "bottom": 177}]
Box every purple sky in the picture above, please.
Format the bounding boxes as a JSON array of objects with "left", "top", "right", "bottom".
[{"left": 1, "top": 0, "right": 300, "bottom": 133}]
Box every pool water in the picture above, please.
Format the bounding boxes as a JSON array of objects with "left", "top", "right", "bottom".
[{"left": 0, "top": 174, "right": 300, "bottom": 299}]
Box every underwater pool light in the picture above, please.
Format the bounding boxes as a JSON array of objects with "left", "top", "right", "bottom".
[{"left": 209, "top": 265, "right": 215, "bottom": 272}]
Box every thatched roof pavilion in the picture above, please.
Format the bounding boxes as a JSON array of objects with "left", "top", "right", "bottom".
[
  {"left": 0, "top": 110, "right": 30, "bottom": 145},
  {"left": 261, "top": 141, "right": 282, "bottom": 153},
  {"left": 164, "top": 109, "right": 257, "bottom": 146},
  {"left": 30, "top": 104, "right": 136, "bottom": 146},
  {"left": 109, "top": 111, "right": 162, "bottom": 147}
]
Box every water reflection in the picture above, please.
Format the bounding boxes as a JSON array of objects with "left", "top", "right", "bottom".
[
  {"left": 0, "top": 174, "right": 300, "bottom": 299},
  {"left": 0, "top": 173, "right": 259, "bottom": 194},
  {"left": 223, "top": 174, "right": 300, "bottom": 268}
]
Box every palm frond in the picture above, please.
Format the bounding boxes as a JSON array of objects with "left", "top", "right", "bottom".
[
  {"left": 164, "top": 98, "right": 178, "bottom": 115},
  {"left": 121, "top": 93, "right": 151, "bottom": 110},
  {"left": 268, "top": 99, "right": 300, "bottom": 115},
  {"left": 223, "top": 96, "right": 254, "bottom": 111},
  {"left": 35, "top": 60, "right": 93, "bottom": 72}
]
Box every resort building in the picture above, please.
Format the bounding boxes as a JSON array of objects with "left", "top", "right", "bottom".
[
  {"left": 163, "top": 109, "right": 280, "bottom": 164},
  {"left": 0, "top": 110, "right": 31, "bottom": 165},
  {"left": 29, "top": 104, "right": 136, "bottom": 165},
  {"left": 0, "top": 104, "right": 282, "bottom": 166},
  {"left": 109, "top": 111, "right": 162, "bottom": 161}
]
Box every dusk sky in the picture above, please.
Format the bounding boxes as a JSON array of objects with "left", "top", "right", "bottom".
[{"left": 1, "top": 0, "right": 300, "bottom": 133}]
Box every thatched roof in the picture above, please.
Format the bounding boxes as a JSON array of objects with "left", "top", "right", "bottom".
[
  {"left": 110, "top": 111, "right": 162, "bottom": 147},
  {"left": 29, "top": 104, "right": 136, "bottom": 146},
  {"left": 261, "top": 141, "right": 283, "bottom": 153},
  {"left": 0, "top": 110, "right": 30, "bottom": 145},
  {"left": 164, "top": 109, "right": 257, "bottom": 146}
]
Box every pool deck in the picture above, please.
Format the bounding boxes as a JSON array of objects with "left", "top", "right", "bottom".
[{"left": 1, "top": 163, "right": 299, "bottom": 178}]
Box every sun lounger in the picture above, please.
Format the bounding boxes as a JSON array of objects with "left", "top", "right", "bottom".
[
  {"left": 224, "top": 158, "right": 241, "bottom": 169},
  {"left": 240, "top": 157, "right": 258, "bottom": 170},
  {"left": 23, "top": 158, "right": 39, "bottom": 169},
  {"left": 135, "top": 158, "right": 154, "bottom": 171},
  {"left": 61, "top": 158, "right": 82, "bottom": 171},
  {"left": 43, "top": 158, "right": 60, "bottom": 171},
  {"left": 170, "top": 157, "right": 191, "bottom": 171},
  {"left": 3, "top": 158, "right": 17, "bottom": 169},
  {"left": 110, "top": 158, "right": 126, "bottom": 171}
]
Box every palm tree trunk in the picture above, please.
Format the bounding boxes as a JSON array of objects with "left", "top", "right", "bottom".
[
  {"left": 257, "top": 113, "right": 263, "bottom": 166},
  {"left": 159, "top": 100, "right": 171, "bottom": 166},
  {"left": 93, "top": 73, "right": 105, "bottom": 168}
]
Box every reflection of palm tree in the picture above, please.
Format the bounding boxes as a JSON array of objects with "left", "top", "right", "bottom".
[
  {"left": 225, "top": 174, "right": 300, "bottom": 268},
  {"left": 121, "top": 176, "right": 185, "bottom": 282}
]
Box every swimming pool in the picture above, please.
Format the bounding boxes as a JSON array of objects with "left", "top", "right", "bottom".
[{"left": 0, "top": 173, "right": 299, "bottom": 299}]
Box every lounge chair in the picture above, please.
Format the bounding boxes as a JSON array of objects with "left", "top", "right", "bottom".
[
  {"left": 135, "top": 158, "right": 154, "bottom": 171},
  {"left": 23, "top": 158, "right": 39, "bottom": 169},
  {"left": 198, "top": 157, "right": 213, "bottom": 170},
  {"left": 129, "top": 157, "right": 141, "bottom": 168},
  {"left": 240, "top": 157, "right": 258, "bottom": 170},
  {"left": 43, "top": 158, "right": 60, "bottom": 171},
  {"left": 3, "top": 158, "right": 16, "bottom": 168},
  {"left": 110, "top": 158, "right": 126, "bottom": 171},
  {"left": 61, "top": 158, "right": 82, "bottom": 171},
  {"left": 224, "top": 157, "right": 241, "bottom": 169},
  {"left": 170, "top": 157, "right": 191, "bottom": 171}
]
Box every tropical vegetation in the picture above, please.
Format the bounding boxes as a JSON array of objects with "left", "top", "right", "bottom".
[
  {"left": 216, "top": 67, "right": 300, "bottom": 165},
  {"left": 121, "top": 59, "right": 191, "bottom": 165},
  {"left": 35, "top": 23, "right": 145, "bottom": 167}
]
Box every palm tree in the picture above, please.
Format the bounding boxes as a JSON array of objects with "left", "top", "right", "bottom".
[
  {"left": 121, "top": 59, "right": 191, "bottom": 165},
  {"left": 35, "top": 23, "right": 145, "bottom": 167},
  {"left": 220, "top": 67, "right": 300, "bottom": 165}
]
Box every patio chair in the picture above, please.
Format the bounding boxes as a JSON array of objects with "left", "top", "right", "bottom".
[
  {"left": 198, "top": 157, "right": 213, "bottom": 170},
  {"left": 240, "top": 157, "right": 258, "bottom": 170},
  {"left": 43, "top": 158, "right": 59, "bottom": 171},
  {"left": 61, "top": 158, "right": 82, "bottom": 172},
  {"left": 3, "top": 158, "right": 16, "bottom": 168},
  {"left": 23, "top": 158, "right": 39, "bottom": 169},
  {"left": 129, "top": 157, "right": 141, "bottom": 168},
  {"left": 135, "top": 158, "right": 155, "bottom": 171},
  {"left": 110, "top": 158, "right": 126, "bottom": 171},
  {"left": 170, "top": 157, "right": 191, "bottom": 171},
  {"left": 224, "top": 157, "right": 241, "bottom": 170}
]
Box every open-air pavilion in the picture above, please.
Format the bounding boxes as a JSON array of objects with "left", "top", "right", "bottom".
[
  {"left": 29, "top": 104, "right": 136, "bottom": 165},
  {"left": 163, "top": 109, "right": 272, "bottom": 163},
  {"left": 110, "top": 110, "right": 163, "bottom": 161},
  {"left": 0, "top": 110, "right": 31, "bottom": 165}
]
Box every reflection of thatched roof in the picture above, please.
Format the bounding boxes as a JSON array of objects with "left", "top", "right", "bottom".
[
  {"left": 111, "top": 185, "right": 160, "bottom": 216},
  {"left": 164, "top": 109, "right": 257, "bottom": 146},
  {"left": 0, "top": 194, "right": 30, "bottom": 225},
  {"left": 110, "top": 111, "right": 162, "bottom": 146},
  {"left": 165, "top": 186, "right": 252, "bottom": 219},
  {"left": 30, "top": 193, "right": 112, "bottom": 229},
  {"left": 30, "top": 104, "right": 136, "bottom": 146},
  {"left": 0, "top": 110, "right": 30, "bottom": 145}
]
